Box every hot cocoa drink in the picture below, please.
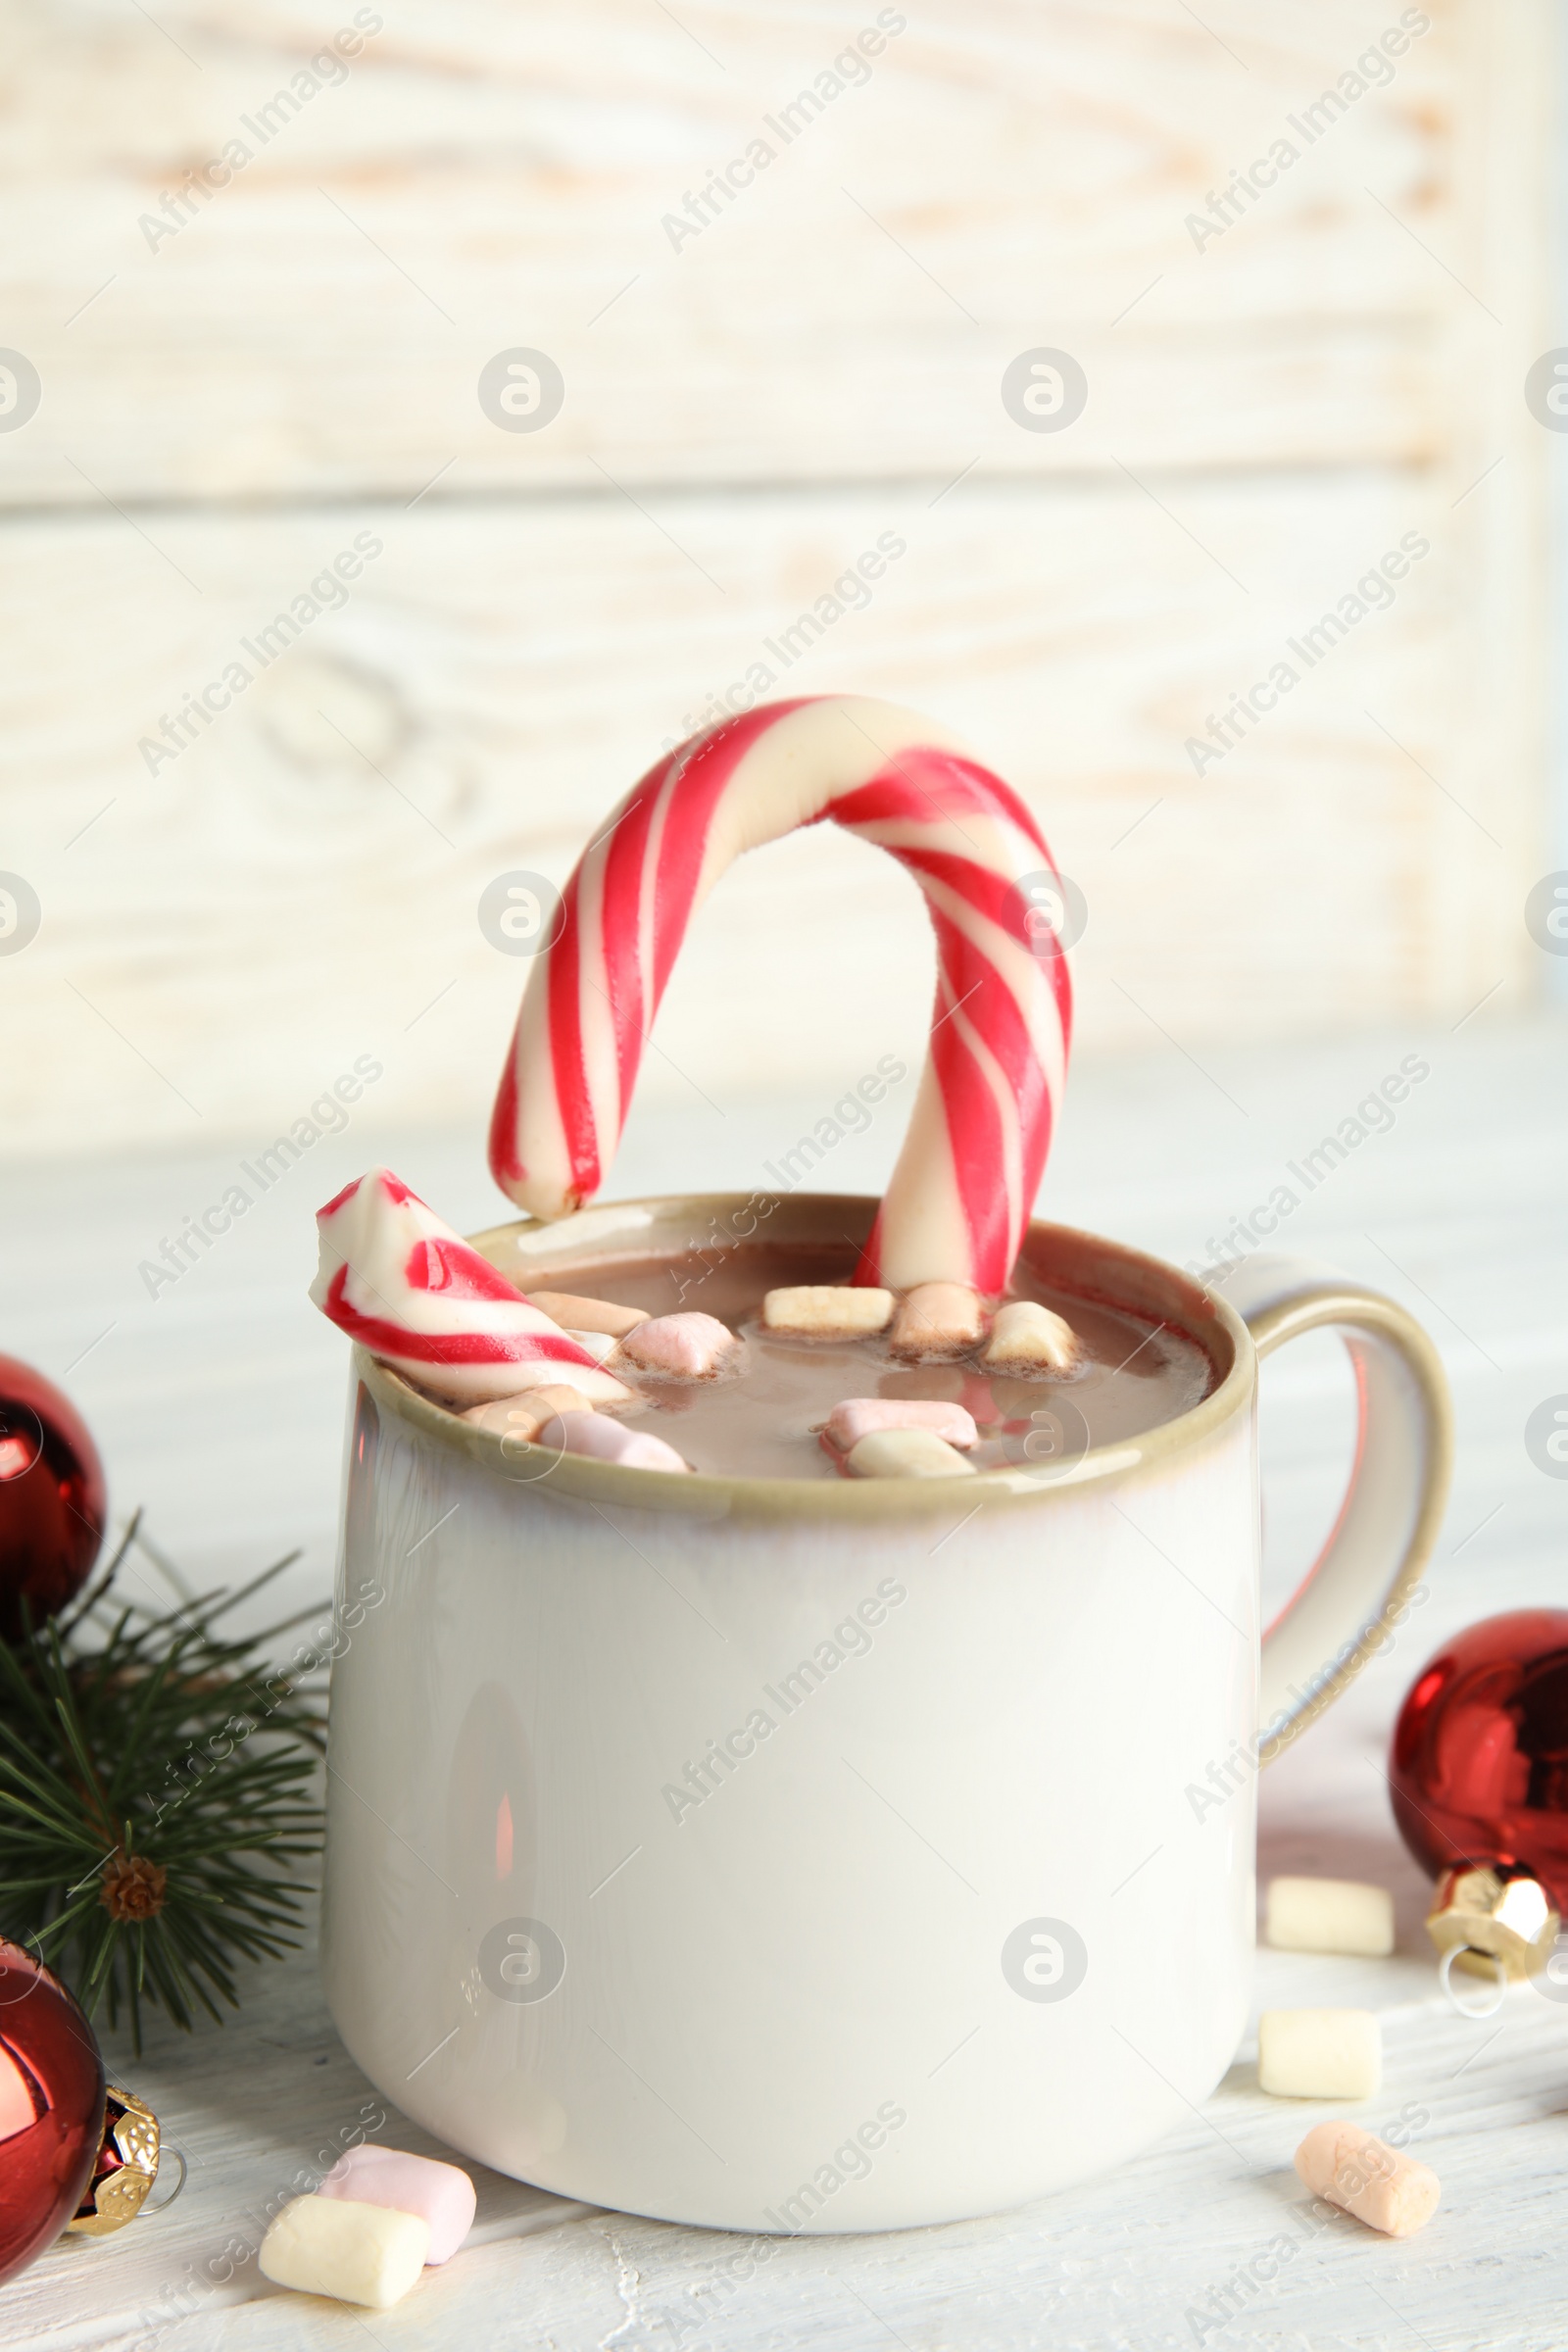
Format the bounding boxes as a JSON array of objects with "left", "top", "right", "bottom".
[{"left": 499, "top": 1238, "right": 1213, "bottom": 1479}]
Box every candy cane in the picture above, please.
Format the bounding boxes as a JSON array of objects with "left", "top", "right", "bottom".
[
  {"left": 489, "top": 696, "right": 1072, "bottom": 1296},
  {"left": 310, "top": 1169, "right": 631, "bottom": 1405}
]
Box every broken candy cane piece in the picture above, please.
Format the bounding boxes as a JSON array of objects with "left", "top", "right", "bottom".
[
  {"left": 525, "top": 1290, "right": 650, "bottom": 1340},
  {"left": 310, "top": 1170, "right": 630, "bottom": 1408},
  {"left": 488, "top": 696, "right": 1073, "bottom": 1298},
  {"left": 1294, "top": 2122, "right": 1441, "bottom": 2238},
  {"left": 824, "top": 1398, "right": 978, "bottom": 1453},
  {"left": 318, "top": 2146, "right": 476, "bottom": 2266},
  {"left": 460, "top": 1385, "right": 599, "bottom": 1442},
  {"left": 1266, "top": 1877, "right": 1395, "bottom": 1959},
  {"left": 1257, "top": 2009, "right": 1381, "bottom": 2100},
  {"left": 538, "top": 1411, "right": 690, "bottom": 1473},
  {"left": 762, "top": 1286, "right": 895, "bottom": 1339},
  {"left": 563, "top": 1328, "right": 619, "bottom": 1364},
  {"left": 889, "top": 1283, "right": 985, "bottom": 1361},
  {"left": 846, "top": 1429, "right": 977, "bottom": 1480},
  {"left": 981, "top": 1298, "right": 1078, "bottom": 1373},
  {"left": 613, "top": 1312, "right": 740, "bottom": 1378},
  {"left": 259, "top": 2195, "right": 429, "bottom": 2308}
]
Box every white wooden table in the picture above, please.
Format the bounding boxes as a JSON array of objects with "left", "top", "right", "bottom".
[{"left": 3, "top": 1014, "right": 1567, "bottom": 2349}]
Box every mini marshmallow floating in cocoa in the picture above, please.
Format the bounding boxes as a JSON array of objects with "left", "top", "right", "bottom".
[
  {"left": 613, "top": 1310, "right": 743, "bottom": 1380},
  {"left": 762, "top": 1285, "right": 896, "bottom": 1339},
  {"left": 461, "top": 1385, "right": 597, "bottom": 1439},
  {"left": 487, "top": 696, "right": 1073, "bottom": 1298},
  {"left": 537, "top": 1411, "right": 691, "bottom": 1473},
  {"left": 982, "top": 1298, "right": 1079, "bottom": 1372},
  {"left": 822, "top": 1397, "right": 979, "bottom": 1453},
  {"left": 524, "top": 1289, "right": 651, "bottom": 1339}
]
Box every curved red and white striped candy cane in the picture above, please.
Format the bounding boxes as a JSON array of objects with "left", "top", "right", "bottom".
[{"left": 488, "top": 696, "right": 1073, "bottom": 1296}]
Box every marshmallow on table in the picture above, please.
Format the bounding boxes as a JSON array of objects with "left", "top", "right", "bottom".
[
  {"left": 318, "top": 2146, "right": 476, "bottom": 2265},
  {"left": 259, "top": 2196, "right": 428, "bottom": 2309},
  {"left": 824, "top": 1398, "right": 978, "bottom": 1453},
  {"left": 1257, "top": 2010, "right": 1381, "bottom": 2100},
  {"left": 846, "top": 1429, "right": 977, "bottom": 1480},
  {"left": 762, "top": 1286, "right": 895, "bottom": 1339},
  {"left": 890, "top": 1283, "right": 985, "bottom": 1361},
  {"left": 1266, "top": 1877, "right": 1395, "bottom": 1958},
  {"left": 462, "top": 1385, "right": 597, "bottom": 1442},
  {"left": 1295, "top": 2122, "right": 1441, "bottom": 2238},
  {"left": 614, "top": 1312, "right": 739, "bottom": 1378},
  {"left": 981, "top": 1298, "right": 1078, "bottom": 1373},
  {"left": 525, "top": 1290, "right": 650, "bottom": 1340},
  {"left": 310, "top": 1170, "right": 632, "bottom": 1407},
  {"left": 538, "top": 1411, "right": 690, "bottom": 1474}
]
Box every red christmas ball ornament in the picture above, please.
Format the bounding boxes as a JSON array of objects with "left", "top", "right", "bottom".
[
  {"left": 1390, "top": 1610, "right": 1568, "bottom": 1978},
  {"left": 0, "top": 1353, "right": 106, "bottom": 1642},
  {"left": 0, "top": 1938, "right": 106, "bottom": 2285}
]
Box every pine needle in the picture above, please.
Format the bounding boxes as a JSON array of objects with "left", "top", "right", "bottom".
[{"left": 0, "top": 1518, "right": 325, "bottom": 2052}]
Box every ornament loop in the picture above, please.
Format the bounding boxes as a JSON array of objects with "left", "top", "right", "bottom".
[
  {"left": 144, "top": 2141, "right": 187, "bottom": 2216},
  {"left": 1439, "top": 1941, "right": 1508, "bottom": 2019}
]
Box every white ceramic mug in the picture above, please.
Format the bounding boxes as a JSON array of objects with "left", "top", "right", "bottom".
[{"left": 320, "top": 1196, "right": 1450, "bottom": 2231}]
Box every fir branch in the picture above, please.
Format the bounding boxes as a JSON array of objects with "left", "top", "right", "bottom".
[{"left": 0, "top": 1520, "right": 326, "bottom": 2050}]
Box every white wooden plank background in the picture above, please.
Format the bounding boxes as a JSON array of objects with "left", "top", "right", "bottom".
[
  {"left": 0, "top": 0, "right": 1486, "bottom": 496},
  {"left": 0, "top": 471, "right": 1539, "bottom": 1154},
  {"left": 2, "top": 1015, "right": 1567, "bottom": 2348},
  {"left": 0, "top": 0, "right": 1554, "bottom": 1157}
]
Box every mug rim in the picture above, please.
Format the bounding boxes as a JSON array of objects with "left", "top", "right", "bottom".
[{"left": 356, "top": 1193, "right": 1255, "bottom": 1520}]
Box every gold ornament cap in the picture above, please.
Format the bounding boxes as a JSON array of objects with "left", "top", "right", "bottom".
[
  {"left": 1425, "top": 1863, "right": 1560, "bottom": 1981},
  {"left": 67, "top": 2084, "right": 161, "bottom": 2235}
]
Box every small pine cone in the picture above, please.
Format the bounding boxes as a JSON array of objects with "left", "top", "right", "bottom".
[{"left": 100, "top": 1852, "right": 168, "bottom": 1923}]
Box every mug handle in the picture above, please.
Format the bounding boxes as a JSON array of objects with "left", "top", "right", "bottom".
[{"left": 1206, "top": 1252, "right": 1454, "bottom": 1765}]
